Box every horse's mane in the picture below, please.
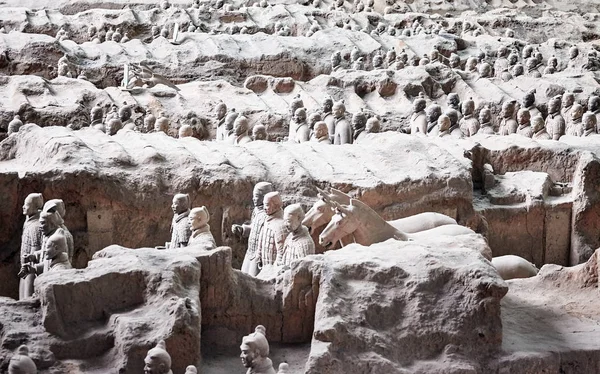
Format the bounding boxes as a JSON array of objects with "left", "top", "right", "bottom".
[{"left": 349, "top": 199, "right": 394, "bottom": 229}]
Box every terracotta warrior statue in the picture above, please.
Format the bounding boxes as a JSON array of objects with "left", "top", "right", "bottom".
[
  {"left": 188, "top": 206, "right": 216, "bottom": 248},
  {"left": 19, "top": 231, "right": 72, "bottom": 278},
  {"left": 311, "top": 121, "right": 331, "bottom": 144},
  {"left": 436, "top": 114, "right": 452, "bottom": 138},
  {"left": 425, "top": 103, "right": 442, "bottom": 134},
  {"left": 459, "top": 97, "right": 479, "bottom": 137},
  {"left": 565, "top": 103, "right": 584, "bottom": 137},
  {"left": 498, "top": 101, "right": 518, "bottom": 136},
  {"left": 223, "top": 110, "right": 239, "bottom": 144},
  {"left": 278, "top": 363, "right": 289, "bottom": 374},
  {"left": 215, "top": 102, "right": 228, "bottom": 141},
  {"left": 321, "top": 97, "right": 335, "bottom": 141},
  {"left": 332, "top": 101, "right": 352, "bottom": 145},
  {"left": 185, "top": 366, "right": 198, "bottom": 374},
  {"left": 352, "top": 111, "right": 367, "bottom": 143},
  {"left": 8, "top": 345, "right": 37, "bottom": 374},
  {"left": 516, "top": 109, "right": 533, "bottom": 138},
  {"left": 169, "top": 194, "right": 192, "bottom": 248},
  {"left": 232, "top": 116, "right": 253, "bottom": 145},
  {"left": 561, "top": 92, "right": 575, "bottom": 120},
  {"left": 252, "top": 124, "right": 268, "bottom": 141},
  {"left": 522, "top": 89, "right": 541, "bottom": 119},
  {"left": 478, "top": 106, "right": 495, "bottom": 135},
  {"left": 44, "top": 199, "right": 74, "bottom": 262},
  {"left": 588, "top": 95, "right": 600, "bottom": 131},
  {"left": 289, "top": 108, "right": 309, "bottom": 143},
  {"left": 232, "top": 182, "right": 273, "bottom": 276},
  {"left": 545, "top": 96, "right": 565, "bottom": 140},
  {"left": 8, "top": 115, "right": 23, "bottom": 135},
  {"left": 144, "top": 340, "right": 173, "bottom": 374},
  {"left": 18, "top": 193, "right": 44, "bottom": 300},
  {"left": 582, "top": 112, "right": 597, "bottom": 137},
  {"left": 531, "top": 115, "right": 551, "bottom": 140},
  {"left": 179, "top": 125, "right": 193, "bottom": 138},
  {"left": 257, "top": 192, "right": 288, "bottom": 269},
  {"left": 366, "top": 117, "right": 380, "bottom": 134},
  {"left": 446, "top": 93, "right": 462, "bottom": 121},
  {"left": 278, "top": 204, "right": 315, "bottom": 267},
  {"left": 408, "top": 94, "right": 427, "bottom": 134},
  {"left": 90, "top": 104, "right": 104, "bottom": 127},
  {"left": 20, "top": 201, "right": 73, "bottom": 280},
  {"left": 240, "top": 326, "right": 276, "bottom": 374}
]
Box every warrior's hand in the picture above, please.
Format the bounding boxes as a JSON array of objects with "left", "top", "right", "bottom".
[
  {"left": 18, "top": 264, "right": 32, "bottom": 278},
  {"left": 231, "top": 224, "right": 243, "bottom": 237},
  {"left": 23, "top": 254, "right": 37, "bottom": 263}
]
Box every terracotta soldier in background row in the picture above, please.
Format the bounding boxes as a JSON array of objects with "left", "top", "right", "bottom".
[
  {"left": 565, "top": 104, "right": 584, "bottom": 137},
  {"left": 582, "top": 112, "right": 597, "bottom": 137},
  {"left": 459, "top": 98, "right": 479, "bottom": 137},
  {"left": 531, "top": 115, "right": 551, "bottom": 140},
  {"left": 516, "top": 109, "right": 533, "bottom": 138},
  {"left": 546, "top": 96, "right": 565, "bottom": 141},
  {"left": 232, "top": 182, "right": 273, "bottom": 276},
  {"left": 333, "top": 101, "right": 352, "bottom": 145},
  {"left": 409, "top": 94, "right": 427, "bottom": 134},
  {"left": 169, "top": 194, "right": 192, "bottom": 248},
  {"left": 499, "top": 101, "right": 518, "bottom": 136},
  {"left": 321, "top": 98, "right": 335, "bottom": 141},
  {"left": 478, "top": 106, "right": 495, "bottom": 135},
  {"left": 18, "top": 193, "right": 44, "bottom": 300},
  {"left": 214, "top": 102, "right": 228, "bottom": 141},
  {"left": 240, "top": 326, "right": 276, "bottom": 374}
]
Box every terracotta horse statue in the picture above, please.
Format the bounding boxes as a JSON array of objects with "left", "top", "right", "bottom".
[
  {"left": 319, "top": 199, "right": 475, "bottom": 249},
  {"left": 303, "top": 187, "right": 457, "bottom": 245}
]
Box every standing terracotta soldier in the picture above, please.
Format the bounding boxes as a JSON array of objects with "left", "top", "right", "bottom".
[
  {"left": 408, "top": 94, "right": 427, "bottom": 134},
  {"left": 545, "top": 96, "right": 565, "bottom": 141},
  {"left": 18, "top": 193, "right": 44, "bottom": 300},
  {"left": 531, "top": 115, "right": 551, "bottom": 140},
  {"left": 565, "top": 104, "right": 584, "bottom": 137},
  {"left": 498, "top": 101, "right": 518, "bottom": 135},
  {"left": 278, "top": 204, "right": 315, "bottom": 267},
  {"left": 169, "top": 194, "right": 192, "bottom": 248},
  {"left": 582, "top": 112, "right": 597, "bottom": 137},
  {"left": 232, "top": 182, "right": 273, "bottom": 276},
  {"left": 214, "top": 102, "right": 228, "bottom": 141},
  {"left": 47, "top": 199, "right": 74, "bottom": 263},
  {"left": 332, "top": 101, "right": 353, "bottom": 145},
  {"left": 459, "top": 97, "right": 479, "bottom": 136},
  {"left": 478, "top": 106, "right": 495, "bottom": 135},
  {"left": 321, "top": 98, "right": 335, "bottom": 142},
  {"left": 516, "top": 109, "right": 533, "bottom": 138},
  {"left": 588, "top": 96, "right": 600, "bottom": 132},
  {"left": 256, "top": 192, "right": 288, "bottom": 270}
]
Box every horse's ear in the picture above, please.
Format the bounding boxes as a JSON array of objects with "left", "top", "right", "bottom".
[
  {"left": 330, "top": 188, "right": 350, "bottom": 199},
  {"left": 337, "top": 203, "right": 352, "bottom": 216},
  {"left": 316, "top": 187, "right": 331, "bottom": 203}
]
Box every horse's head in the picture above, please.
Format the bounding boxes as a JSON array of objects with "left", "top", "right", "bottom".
[
  {"left": 319, "top": 202, "right": 358, "bottom": 249},
  {"left": 303, "top": 199, "right": 334, "bottom": 235}
]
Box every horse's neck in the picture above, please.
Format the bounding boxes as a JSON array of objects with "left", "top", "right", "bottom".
[
  {"left": 339, "top": 234, "right": 355, "bottom": 247},
  {"left": 353, "top": 216, "right": 407, "bottom": 246}
]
